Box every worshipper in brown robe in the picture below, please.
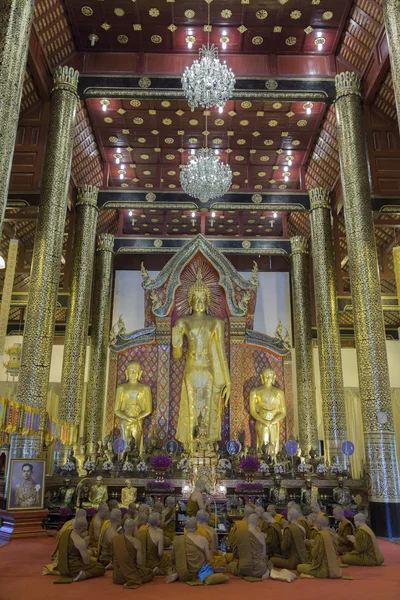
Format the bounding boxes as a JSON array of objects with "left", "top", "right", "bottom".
[
  {"left": 333, "top": 506, "right": 355, "bottom": 555},
  {"left": 227, "top": 514, "right": 273, "bottom": 579},
  {"left": 99, "top": 508, "right": 121, "bottom": 568},
  {"left": 262, "top": 511, "right": 282, "bottom": 557},
  {"left": 228, "top": 505, "right": 254, "bottom": 550},
  {"left": 88, "top": 503, "right": 109, "bottom": 555},
  {"left": 288, "top": 501, "right": 311, "bottom": 538},
  {"left": 161, "top": 496, "right": 177, "bottom": 545},
  {"left": 254, "top": 505, "right": 268, "bottom": 534},
  {"left": 42, "top": 509, "right": 88, "bottom": 575},
  {"left": 54, "top": 517, "right": 105, "bottom": 583},
  {"left": 112, "top": 518, "right": 154, "bottom": 588},
  {"left": 166, "top": 518, "right": 228, "bottom": 585},
  {"left": 122, "top": 502, "right": 137, "bottom": 526},
  {"left": 267, "top": 504, "right": 285, "bottom": 527},
  {"left": 297, "top": 517, "right": 343, "bottom": 579},
  {"left": 195, "top": 510, "right": 226, "bottom": 569},
  {"left": 271, "top": 508, "right": 308, "bottom": 569},
  {"left": 135, "top": 512, "right": 171, "bottom": 574},
  {"left": 341, "top": 513, "right": 384, "bottom": 566}
]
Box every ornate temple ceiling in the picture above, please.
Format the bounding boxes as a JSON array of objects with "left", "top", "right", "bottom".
[
  {"left": 64, "top": 0, "right": 349, "bottom": 54},
  {"left": 86, "top": 97, "right": 325, "bottom": 192}
]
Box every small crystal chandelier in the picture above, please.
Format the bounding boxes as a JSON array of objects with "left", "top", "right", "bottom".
[
  {"left": 181, "top": 2, "right": 235, "bottom": 110},
  {"left": 180, "top": 148, "right": 232, "bottom": 200}
]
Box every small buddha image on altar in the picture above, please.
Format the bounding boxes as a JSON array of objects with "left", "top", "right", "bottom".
[{"left": 249, "top": 368, "right": 287, "bottom": 455}]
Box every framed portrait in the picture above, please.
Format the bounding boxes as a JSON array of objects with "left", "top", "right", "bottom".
[{"left": 6, "top": 459, "right": 45, "bottom": 511}]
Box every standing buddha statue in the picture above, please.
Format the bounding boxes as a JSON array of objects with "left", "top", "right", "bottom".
[{"left": 249, "top": 368, "right": 287, "bottom": 455}]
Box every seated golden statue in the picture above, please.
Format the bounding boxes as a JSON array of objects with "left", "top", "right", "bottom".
[
  {"left": 114, "top": 362, "right": 152, "bottom": 455},
  {"left": 341, "top": 513, "right": 384, "bottom": 566},
  {"left": 112, "top": 519, "right": 154, "bottom": 588},
  {"left": 249, "top": 368, "right": 286, "bottom": 455},
  {"left": 193, "top": 414, "right": 215, "bottom": 456},
  {"left": 269, "top": 475, "right": 289, "bottom": 505},
  {"left": 333, "top": 476, "right": 354, "bottom": 507},
  {"left": 172, "top": 273, "right": 231, "bottom": 451},
  {"left": 55, "top": 517, "right": 105, "bottom": 583},
  {"left": 120, "top": 480, "right": 137, "bottom": 509},
  {"left": 82, "top": 476, "right": 108, "bottom": 509},
  {"left": 297, "top": 517, "right": 343, "bottom": 579},
  {"left": 166, "top": 518, "right": 229, "bottom": 585}
]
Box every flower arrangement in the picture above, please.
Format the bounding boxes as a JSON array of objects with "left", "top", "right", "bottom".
[
  {"left": 102, "top": 460, "right": 114, "bottom": 471},
  {"left": 330, "top": 463, "right": 342, "bottom": 474},
  {"left": 274, "top": 463, "right": 285, "bottom": 474},
  {"left": 259, "top": 462, "right": 269, "bottom": 474},
  {"left": 235, "top": 482, "right": 263, "bottom": 493},
  {"left": 62, "top": 461, "right": 75, "bottom": 471},
  {"left": 298, "top": 463, "right": 309, "bottom": 474},
  {"left": 344, "top": 509, "right": 354, "bottom": 520},
  {"left": 316, "top": 463, "right": 328, "bottom": 474},
  {"left": 151, "top": 455, "right": 173, "bottom": 468},
  {"left": 137, "top": 461, "right": 148, "bottom": 472},
  {"left": 86, "top": 507, "right": 98, "bottom": 517},
  {"left": 122, "top": 461, "right": 134, "bottom": 471},
  {"left": 145, "top": 480, "right": 174, "bottom": 491},
  {"left": 59, "top": 506, "right": 71, "bottom": 517},
  {"left": 240, "top": 456, "right": 261, "bottom": 470},
  {"left": 83, "top": 460, "right": 96, "bottom": 472}
]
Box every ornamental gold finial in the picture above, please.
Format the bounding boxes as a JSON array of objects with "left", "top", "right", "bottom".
[
  {"left": 52, "top": 66, "right": 79, "bottom": 95},
  {"left": 188, "top": 272, "right": 211, "bottom": 306},
  {"left": 97, "top": 233, "right": 114, "bottom": 252},
  {"left": 335, "top": 72, "right": 362, "bottom": 100},
  {"left": 77, "top": 184, "right": 99, "bottom": 207},
  {"left": 290, "top": 236, "right": 309, "bottom": 255},
  {"left": 308, "top": 188, "right": 331, "bottom": 212}
]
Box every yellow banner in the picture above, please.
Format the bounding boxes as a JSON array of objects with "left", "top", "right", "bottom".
[{"left": 0, "top": 239, "right": 19, "bottom": 354}]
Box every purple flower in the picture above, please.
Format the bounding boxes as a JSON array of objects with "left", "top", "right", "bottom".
[
  {"left": 86, "top": 507, "right": 98, "bottom": 517},
  {"left": 59, "top": 507, "right": 71, "bottom": 517},
  {"left": 150, "top": 455, "right": 173, "bottom": 468},
  {"left": 344, "top": 510, "right": 354, "bottom": 519},
  {"left": 235, "top": 483, "right": 263, "bottom": 492},
  {"left": 121, "top": 508, "right": 128, "bottom": 516},
  {"left": 145, "top": 480, "right": 174, "bottom": 491},
  {"left": 240, "top": 456, "right": 261, "bottom": 470}
]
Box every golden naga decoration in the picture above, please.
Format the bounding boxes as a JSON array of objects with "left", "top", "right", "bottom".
[
  {"left": 249, "top": 368, "right": 287, "bottom": 454},
  {"left": 172, "top": 272, "right": 231, "bottom": 451},
  {"left": 114, "top": 362, "right": 152, "bottom": 454}
]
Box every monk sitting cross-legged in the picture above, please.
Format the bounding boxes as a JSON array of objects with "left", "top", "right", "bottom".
[
  {"left": 112, "top": 518, "right": 155, "bottom": 588},
  {"left": 99, "top": 508, "right": 122, "bottom": 569},
  {"left": 88, "top": 503, "right": 109, "bottom": 555},
  {"left": 161, "top": 496, "right": 177, "bottom": 546},
  {"left": 341, "top": 513, "right": 384, "bottom": 566},
  {"left": 196, "top": 510, "right": 226, "bottom": 569},
  {"left": 228, "top": 505, "right": 254, "bottom": 551},
  {"left": 297, "top": 517, "right": 343, "bottom": 579},
  {"left": 271, "top": 508, "right": 308, "bottom": 570},
  {"left": 135, "top": 512, "right": 171, "bottom": 574},
  {"left": 288, "top": 502, "right": 311, "bottom": 539},
  {"left": 122, "top": 502, "right": 137, "bottom": 526},
  {"left": 333, "top": 506, "right": 355, "bottom": 555},
  {"left": 55, "top": 517, "right": 105, "bottom": 583},
  {"left": 262, "top": 512, "right": 282, "bottom": 557},
  {"left": 166, "top": 518, "right": 228, "bottom": 585},
  {"left": 267, "top": 504, "right": 285, "bottom": 528},
  {"left": 43, "top": 509, "right": 88, "bottom": 576},
  {"left": 254, "top": 505, "right": 268, "bottom": 534}
]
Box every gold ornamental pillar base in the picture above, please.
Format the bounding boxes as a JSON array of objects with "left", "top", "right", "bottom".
[
  {"left": 309, "top": 188, "right": 347, "bottom": 465},
  {"left": 335, "top": 71, "right": 400, "bottom": 536},
  {"left": 0, "top": 0, "right": 35, "bottom": 237},
  {"left": 84, "top": 234, "right": 114, "bottom": 449},
  {"left": 290, "top": 236, "right": 319, "bottom": 455},
  {"left": 16, "top": 66, "right": 79, "bottom": 458},
  {"left": 59, "top": 185, "right": 99, "bottom": 431}
]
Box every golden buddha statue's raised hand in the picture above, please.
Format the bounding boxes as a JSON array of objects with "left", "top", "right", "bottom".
[
  {"left": 249, "top": 368, "right": 286, "bottom": 455},
  {"left": 172, "top": 273, "right": 231, "bottom": 451},
  {"left": 114, "top": 362, "right": 152, "bottom": 455}
]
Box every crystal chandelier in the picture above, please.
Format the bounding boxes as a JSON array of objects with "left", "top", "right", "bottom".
[
  {"left": 182, "top": 44, "right": 235, "bottom": 111},
  {"left": 180, "top": 148, "right": 232, "bottom": 201}
]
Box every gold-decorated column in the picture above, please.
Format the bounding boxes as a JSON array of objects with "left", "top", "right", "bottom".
[
  {"left": 16, "top": 67, "right": 79, "bottom": 456},
  {"left": 335, "top": 72, "right": 400, "bottom": 537},
  {"left": 383, "top": 0, "right": 400, "bottom": 131},
  {"left": 290, "top": 236, "right": 319, "bottom": 454},
  {"left": 309, "top": 188, "right": 347, "bottom": 465},
  {"left": 85, "top": 234, "right": 114, "bottom": 455},
  {"left": 393, "top": 247, "right": 400, "bottom": 308},
  {"left": 0, "top": 0, "right": 35, "bottom": 236},
  {"left": 59, "top": 186, "right": 99, "bottom": 435}
]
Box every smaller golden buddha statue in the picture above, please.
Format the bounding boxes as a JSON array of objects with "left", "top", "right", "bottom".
[
  {"left": 119, "top": 479, "right": 137, "bottom": 509},
  {"left": 301, "top": 477, "right": 320, "bottom": 509},
  {"left": 333, "top": 476, "right": 354, "bottom": 507},
  {"left": 192, "top": 414, "right": 215, "bottom": 457},
  {"left": 249, "top": 368, "right": 286, "bottom": 455},
  {"left": 82, "top": 475, "right": 108, "bottom": 508},
  {"left": 269, "top": 474, "right": 289, "bottom": 505},
  {"left": 114, "top": 361, "right": 152, "bottom": 454}
]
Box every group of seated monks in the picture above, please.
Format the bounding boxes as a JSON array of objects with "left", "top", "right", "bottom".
[{"left": 42, "top": 485, "right": 385, "bottom": 586}]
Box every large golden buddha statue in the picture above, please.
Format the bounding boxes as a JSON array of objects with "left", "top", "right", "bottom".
[
  {"left": 249, "top": 368, "right": 286, "bottom": 455},
  {"left": 114, "top": 361, "right": 152, "bottom": 454},
  {"left": 172, "top": 273, "right": 231, "bottom": 451}
]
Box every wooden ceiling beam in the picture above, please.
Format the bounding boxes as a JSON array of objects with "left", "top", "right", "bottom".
[{"left": 27, "top": 26, "right": 51, "bottom": 101}]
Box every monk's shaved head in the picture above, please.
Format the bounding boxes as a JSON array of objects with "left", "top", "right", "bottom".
[
  {"left": 333, "top": 506, "right": 344, "bottom": 519},
  {"left": 149, "top": 512, "right": 160, "bottom": 527},
  {"left": 288, "top": 508, "right": 299, "bottom": 522},
  {"left": 254, "top": 506, "right": 264, "bottom": 517},
  {"left": 74, "top": 517, "right": 88, "bottom": 533},
  {"left": 195, "top": 480, "right": 206, "bottom": 491},
  {"left": 139, "top": 503, "right": 150, "bottom": 513},
  {"left": 354, "top": 513, "right": 366, "bottom": 527},
  {"left": 128, "top": 502, "right": 137, "bottom": 512},
  {"left": 185, "top": 518, "right": 198, "bottom": 533},
  {"left": 196, "top": 510, "right": 209, "bottom": 524},
  {"left": 262, "top": 512, "right": 274, "bottom": 523},
  {"left": 108, "top": 499, "right": 119, "bottom": 510},
  {"left": 110, "top": 508, "right": 122, "bottom": 524},
  {"left": 248, "top": 514, "right": 259, "bottom": 527},
  {"left": 307, "top": 513, "right": 317, "bottom": 524},
  {"left": 98, "top": 503, "right": 109, "bottom": 517},
  {"left": 153, "top": 502, "right": 163, "bottom": 514},
  {"left": 76, "top": 508, "right": 87, "bottom": 519},
  {"left": 124, "top": 518, "right": 136, "bottom": 535},
  {"left": 137, "top": 512, "right": 148, "bottom": 526},
  {"left": 244, "top": 506, "right": 254, "bottom": 518},
  {"left": 165, "top": 496, "right": 175, "bottom": 508},
  {"left": 316, "top": 516, "right": 329, "bottom": 530},
  {"left": 267, "top": 504, "right": 276, "bottom": 516}
]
